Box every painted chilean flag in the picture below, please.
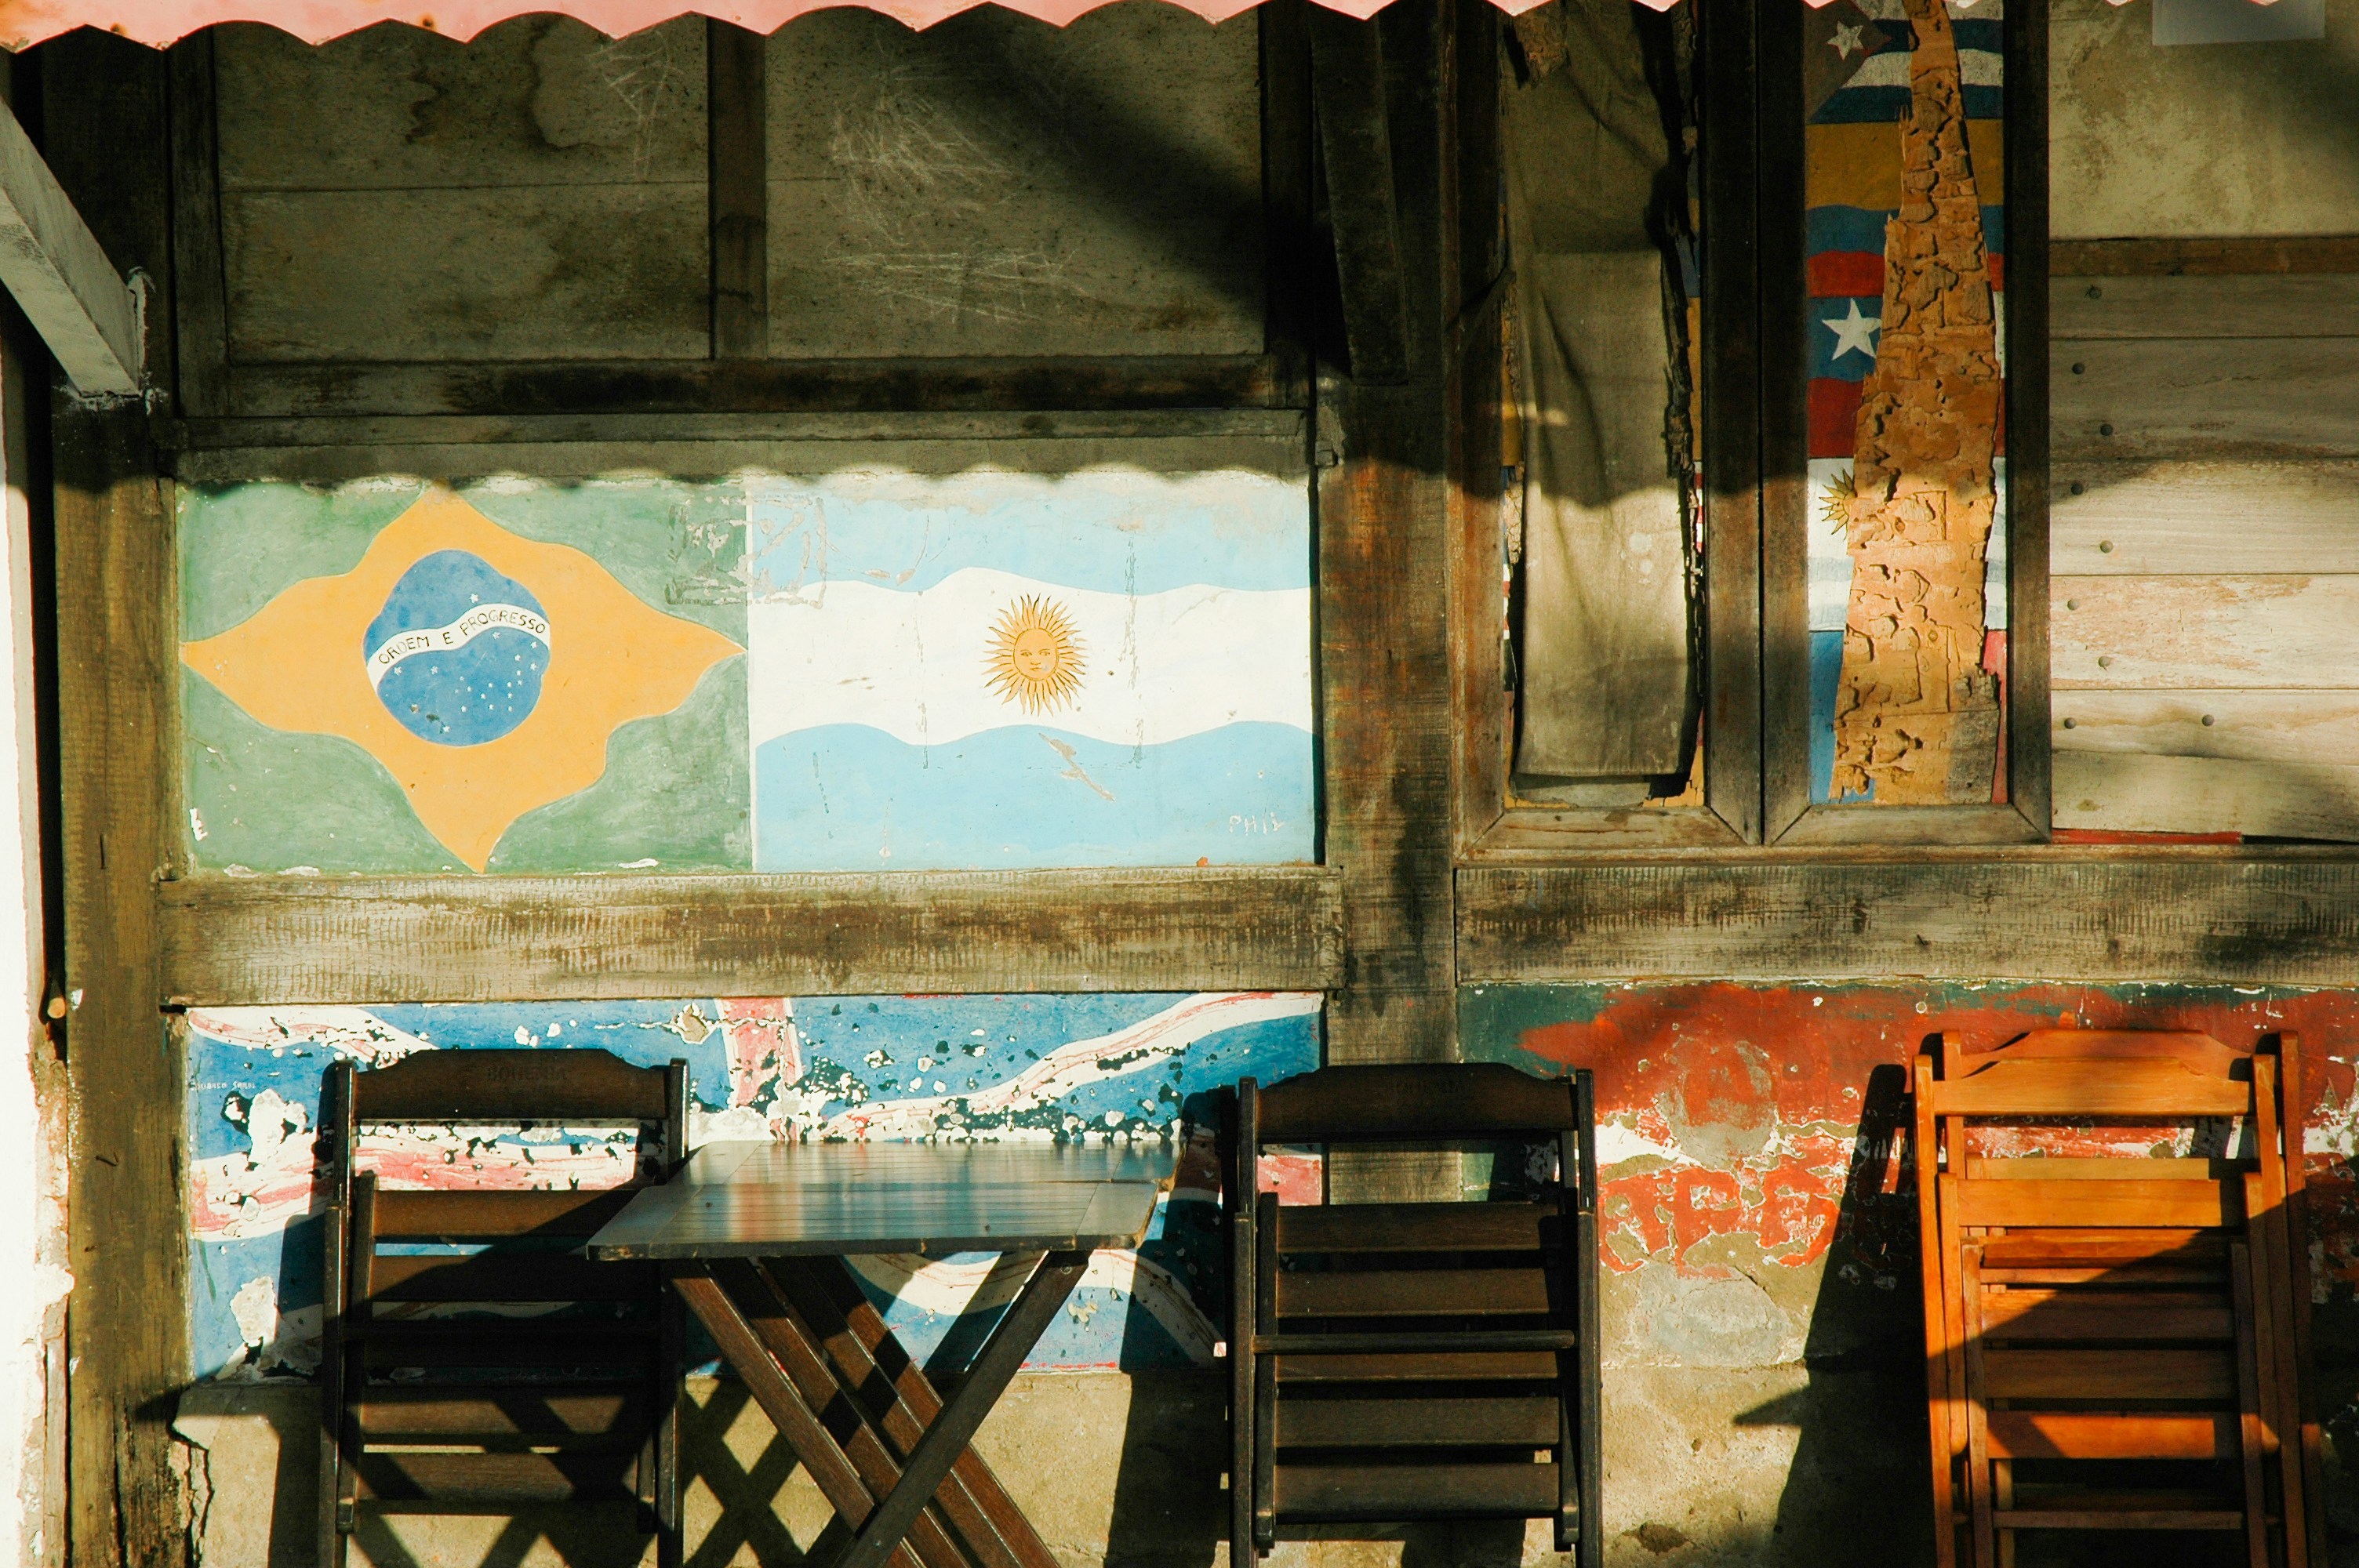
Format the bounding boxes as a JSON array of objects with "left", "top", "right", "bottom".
[{"left": 743, "top": 467, "right": 1314, "bottom": 870}]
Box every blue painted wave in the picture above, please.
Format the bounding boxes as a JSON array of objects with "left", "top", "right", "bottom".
[
  {"left": 754, "top": 722, "right": 1315, "bottom": 871},
  {"left": 744, "top": 474, "right": 1310, "bottom": 597}
]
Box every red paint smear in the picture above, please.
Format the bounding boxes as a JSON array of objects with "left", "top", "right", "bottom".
[
  {"left": 2052, "top": 829, "right": 2245, "bottom": 845},
  {"left": 1809, "top": 252, "right": 1884, "bottom": 298},
  {"left": 1984, "top": 630, "right": 2007, "bottom": 805},
  {"left": 1510, "top": 983, "right": 2359, "bottom": 1284}
]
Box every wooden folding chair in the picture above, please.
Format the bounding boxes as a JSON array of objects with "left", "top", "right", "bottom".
[
  {"left": 1228, "top": 1062, "right": 1601, "bottom": 1567},
  {"left": 1914, "top": 1029, "right": 2315, "bottom": 1568},
  {"left": 317, "top": 1048, "right": 688, "bottom": 1568}
]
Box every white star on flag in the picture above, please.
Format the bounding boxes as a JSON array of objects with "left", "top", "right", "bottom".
[
  {"left": 1830, "top": 21, "right": 1865, "bottom": 55},
  {"left": 1825, "top": 299, "right": 1882, "bottom": 360}
]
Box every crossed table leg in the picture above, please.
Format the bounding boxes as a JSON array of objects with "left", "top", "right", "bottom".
[{"left": 671, "top": 1250, "right": 1090, "bottom": 1568}]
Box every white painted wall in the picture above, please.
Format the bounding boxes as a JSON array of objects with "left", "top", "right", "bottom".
[{"left": 0, "top": 336, "right": 66, "bottom": 1568}]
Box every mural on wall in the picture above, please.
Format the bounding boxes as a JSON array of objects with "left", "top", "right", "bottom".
[
  {"left": 1804, "top": 0, "right": 2008, "bottom": 805},
  {"left": 187, "top": 991, "right": 1319, "bottom": 1382},
  {"left": 180, "top": 466, "right": 1314, "bottom": 874},
  {"left": 1463, "top": 982, "right": 2359, "bottom": 1367}
]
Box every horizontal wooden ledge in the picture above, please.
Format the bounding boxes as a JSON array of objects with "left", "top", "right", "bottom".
[
  {"left": 158, "top": 866, "right": 1344, "bottom": 1005},
  {"left": 1456, "top": 856, "right": 2359, "bottom": 985},
  {"left": 2055, "top": 237, "right": 2359, "bottom": 277}
]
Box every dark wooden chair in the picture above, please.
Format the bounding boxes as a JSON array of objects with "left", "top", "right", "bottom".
[
  {"left": 1228, "top": 1062, "right": 1600, "bottom": 1566},
  {"left": 317, "top": 1048, "right": 688, "bottom": 1568},
  {"left": 1914, "top": 1029, "right": 2317, "bottom": 1568}
]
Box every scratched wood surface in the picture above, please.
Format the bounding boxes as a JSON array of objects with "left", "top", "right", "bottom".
[
  {"left": 2053, "top": 461, "right": 2359, "bottom": 575},
  {"left": 2055, "top": 752, "right": 2359, "bottom": 841},
  {"left": 41, "top": 31, "right": 189, "bottom": 1568},
  {"left": 2053, "top": 575, "right": 2359, "bottom": 689},
  {"left": 2055, "top": 690, "right": 2359, "bottom": 765},
  {"left": 2054, "top": 274, "right": 2359, "bottom": 340},
  {"left": 158, "top": 867, "right": 1345, "bottom": 1004},
  {"left": 1456, "top": 856, "right": 2359, "bottom": 984},
  {"left": 2052, "top": 337, "right": 2359, "bottom": 459},
  {"left": 209, "top": 18, "right": 711, "bottom": 364}
]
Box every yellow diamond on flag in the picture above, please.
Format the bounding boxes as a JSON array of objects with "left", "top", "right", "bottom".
[{"left": 181, "top": 488, "right": 742, "bottom": 872}]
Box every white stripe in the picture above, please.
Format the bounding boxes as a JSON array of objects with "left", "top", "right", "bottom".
[
  {"left": 748, "top": 567, "right": 1312, "bottom": 750},
  {"left": 1836, "top": 46, "right": 2003, "bottom": 89},
  {"left": 365, "top": 602, "right": 551, "bottom": 691}
]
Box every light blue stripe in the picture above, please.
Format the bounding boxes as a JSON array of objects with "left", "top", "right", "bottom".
[
  {"left": 754, "top": 723, "right": 1315, "bottom": 871},
  {"left": 744, "top": 473, "right": 1310, "bottom": 597}
]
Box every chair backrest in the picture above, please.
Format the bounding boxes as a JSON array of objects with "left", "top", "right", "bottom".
[
  {"left": 1229, "top": 1062, "right": 1599, "bottom": 1568},
  {"left": 318, "top": 1048, "right": 688, "bottom": 1566}
]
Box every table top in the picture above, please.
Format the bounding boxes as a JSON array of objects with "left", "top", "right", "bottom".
[{"left": 587, "top": 1141, "right": 1172, "bottom": 1260}]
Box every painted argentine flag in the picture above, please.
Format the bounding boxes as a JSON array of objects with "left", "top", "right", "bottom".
[{"left": 746, "top": 466, "right": 1314, "bottom": 870}]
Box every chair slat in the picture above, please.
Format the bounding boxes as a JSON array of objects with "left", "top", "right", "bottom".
[
  {"left": 1256, "top": 1065, "right": 1577, "bottom": 1142},
  {"left": 1973, "top": 1230, "right": 2223, "bottom": 1269},
  {"left": 1951, "top": 1179, "right": 2236, "bottom": 1230},
  {"left": 1983, "top": 1411, "right": 2231, "bottom": 1462},
  {"left": 1967, "top": 1158, "right": 2226, "bottom": 1182},
  {"left": 1275, "top": 1202, "right": 1550, "bottom": 1254},
  {"left": 365, "top": 1253, "right": 657, "bottom": 1303},
  {"left": 1275, "top": 1269, "right": 1552, "bottom": 1319},
  {"left": 372, "top": 1188, "right": 639, "bottom": 1241},
  {"left": 1979, "top": 1290, "right": 2235, "bottom": 1342},
  {"left": 351, "top": 1450, "right": 641, "bottom": 1504},
  {"left": 354, "top": 1383, "right": 648, "bottom": 1442},
  {"left": 1276, "top": 1396, "right": 1558, "bottom": 1449},
  {"left": 1928, "top": 1058, "right": 2251, "bottom": 1117},
  {"left": 1980, "top": 1348, "right": 2237, "bottom": 1403},
  {"left": 1271, "top": 1351, "right": 1561, "bottom": 1385},
  {"left": 1271, "top": 1461, "right": 1560, "bottom": 1521},
  {"left": 352, "top": 1047, "right": 669, "bottom": 1123}
]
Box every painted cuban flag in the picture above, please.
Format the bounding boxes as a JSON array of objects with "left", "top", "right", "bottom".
[{"left": 745, "top": 466, "right": 1314, "bottom": 870}]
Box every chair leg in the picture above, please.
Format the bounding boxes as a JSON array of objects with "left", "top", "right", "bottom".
[{"left": 2232, "top": 1243, "right": 2273, "bottom": 1568}]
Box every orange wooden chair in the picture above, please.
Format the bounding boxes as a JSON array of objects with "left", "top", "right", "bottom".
[{"left": 1913, "top": 1029, "right": 2317, "bottom": 1568}]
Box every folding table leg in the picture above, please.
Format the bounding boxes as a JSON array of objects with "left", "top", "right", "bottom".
[
  {"left": 671, "top": 1265, "right": 925, "bottom": 1568},
  {"left": 763, "top": 1256, "right": 1049, "bottom": 1568},
  {"left": 835, "top": 1251, "right": 1092, "bottom": 1568}
]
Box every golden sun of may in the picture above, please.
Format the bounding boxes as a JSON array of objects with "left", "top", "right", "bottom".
[{"left": 984, "top": 595, "right": 1086, "bottom": 713}]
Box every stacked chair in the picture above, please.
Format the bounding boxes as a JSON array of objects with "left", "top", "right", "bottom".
[
  {"left": 1914, "top": 1029, "right": 2322, "bottom": 1568},
  {"left": 317, "top": 1048, "right": 688, "bottom": 1568},
  {"left": 1228, "top": 1062, "right": 1601, "bottom": 1566}
]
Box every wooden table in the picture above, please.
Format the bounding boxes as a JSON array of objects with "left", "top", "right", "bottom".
[{"left": 589, "top": 1141, "right": 1168, "bottom": 1568}]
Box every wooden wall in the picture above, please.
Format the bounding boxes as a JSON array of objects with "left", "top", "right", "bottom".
[{"left": 2052, "top": 252, "right": 2359, "bottom": 840}]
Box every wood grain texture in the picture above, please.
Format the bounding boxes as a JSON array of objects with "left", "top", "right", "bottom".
[
  {"left": 2055, "top": 751, "right": 2359, "bottom": 842},
  {"left": 2054, "top": 574, "right": 2359, "bottom": 689},
  {"left": 2053, "top": 338, "right": 2359, "bottom": 459},
  {"left": 1456, "top": 855, "right": 2359, "bottom": 982},
  {"left": 1318, "top": 0, "right": 1452, "bottom": 1065},
  {"left": 39, "top": 33, "right": 186, "bottom": 1567},
  {"left": 2052, "top": 461, "right": 2359, "bottom": 575},
  {"left": 2052, "top": 237, "right": 2359, "bottom": 278},
  {"left": 1757, "top": 0, "right": 1814, "bottom": 840},
  {"left": 2052, "top": 690, "right": 2359, "bottom": 765},
  {"left": 2054, "top": 274, "right": 2359, "bottom": 340},
  {"left": 166, "top": 34, "right": 226, "bottom": 416},
  {"left": 208, "top": 354, "right": 1286, "bottom": 419},
  {"left": 157, "top": 867, "right": 1343, "bottom": 1004},
  {"left": 2005, "top": 0, "right": 2052, "bottom": 839},
  {"left": 1310, "top": 8, "right": 1409, "bottom": 385},
  {"left": 56, "top": 407, "right": 183, "bottom": 1568},
  {"left": 707, "top": 20, "right": 767, "bottom": 361}
]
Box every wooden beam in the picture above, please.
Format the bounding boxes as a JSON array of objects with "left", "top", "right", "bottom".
[
  {"left": 1309, "top": 7, "right": 1411, "bottom": 385},
  {"left": 0, "top": 93, "right": 140, "bottom": 395},
  {"left": 158, "top": 868, "right": 1346, "bottom": 1004},
  {"left": 707, "top": 20, "right": 769, "bottom": 361},
  {"left": 1457, "top": 854, "right": 2359, "bottom": 985},
  {"left": 2053, "top": 236, "right": 2359, "bottom": 277},
  {"left": 2005, "top": 0, "right": 2053, "bottom": 837}
]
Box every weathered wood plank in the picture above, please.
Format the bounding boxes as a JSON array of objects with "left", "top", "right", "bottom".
[
  {"left": 1773, "top": 804, "right": 2041, "bottom": 848},
  {"left": 707, "top": 20, "right": 767, "bottom": 361},
  {"left": 2055, "top": 751, "right": 2359, "bottom": 842},
  {"left": 212, "top": 354, "right": 1287, "bottom": 419},
  {"left": 167, "top": 34, "right": 227, "bottom": 416},
  {"left": 0, "top": 95, "right": 140, "bottom": 394},
  {"left": 1757, "top": 0, "right": 1813, "bottom": 839},
  {"left": 2053, "top": 689, "right": 2359, "bottom": 765},
  {"left": 764, "top": 6, "right": 1263, "bottom": 361},
  {"left": 56, "top": 406, "right": 183, "bottom": 1566},
  {"left": 2054, "top": 574, "right": 2359, "bottom": 689},
  {"left": 2054, "top": 338, "right": 2359, "bottom": 459},
  {"left": 2055, "top": 275, "right": 2359, "bottom": 340},
  {"left": 165, "top": 425, "right": 1307, "bottom": 486},
  {"left": 2052, "top": 238, "right": 2359, "bottom": 278},
  {"left": 1456, "top": 855, "right": 2359, "bottom": 983},
  {"left": 157, "top": 867, "right": 1345, "bottom": 1004},
  {"left": 2052, "top": 460, "right": 2359, "bottom": 575},
  {"left": 220, "top": 186, "right": 710, "bottom": 362},
  {"left": 1310, "top": 8, "right": 1409, "bottom": 385},
  {"left": 2005, "top": 0, "right": 2052, "bottom": 837}
]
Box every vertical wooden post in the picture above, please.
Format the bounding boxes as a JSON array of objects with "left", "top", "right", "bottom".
[
  {"left": 1318, "top": 0, "right": 1454, "bottom": 1069},
  {"left": 707, "top": 20, "right": 769, "bottom": 361},
  {"left": 38, "top": 31, "right": 184, "bottom": 1568}
]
